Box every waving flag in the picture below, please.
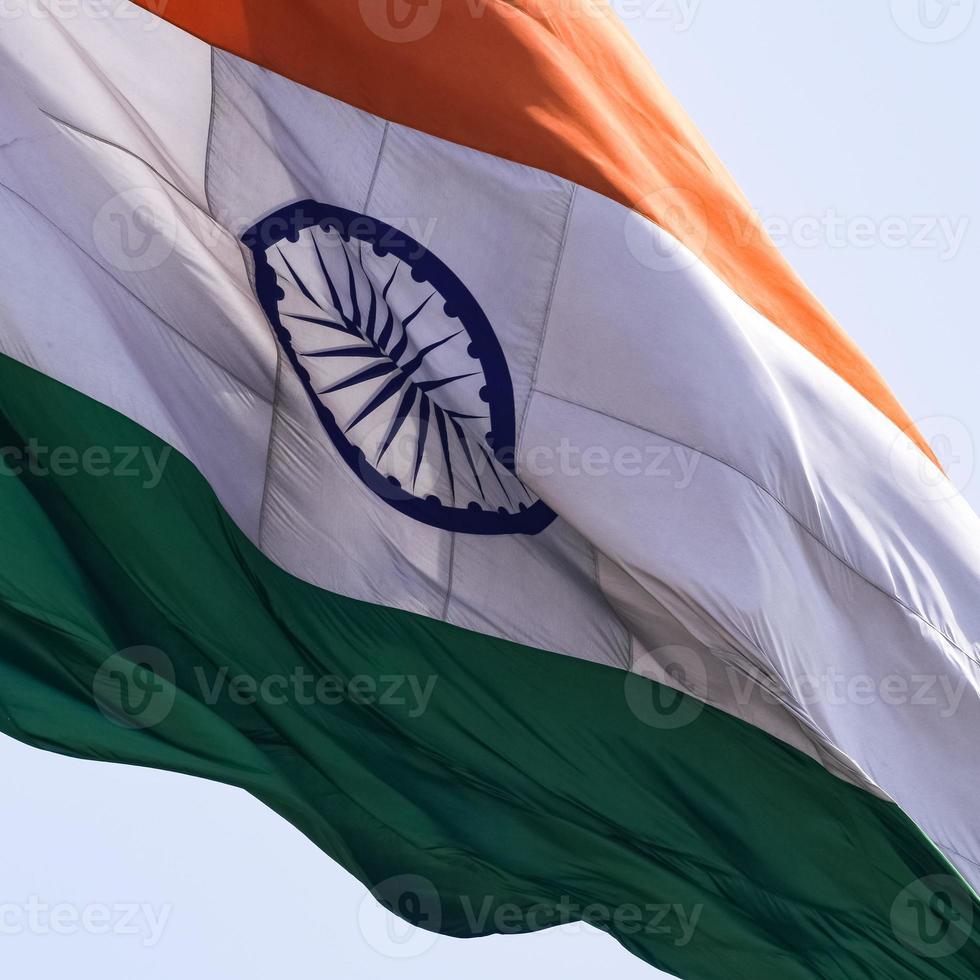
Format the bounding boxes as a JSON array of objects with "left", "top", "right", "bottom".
[{"left": 1, "top": 2, "right": 979, "bottom": 977}]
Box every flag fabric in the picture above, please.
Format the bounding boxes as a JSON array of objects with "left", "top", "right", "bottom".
[{"left": 1, "top": 3, "right": 979, "bottom": 977}]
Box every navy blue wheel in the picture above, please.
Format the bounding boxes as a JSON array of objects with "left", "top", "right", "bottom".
[{"left": 243, "top": 200, "right": 556, "bottom": 536}]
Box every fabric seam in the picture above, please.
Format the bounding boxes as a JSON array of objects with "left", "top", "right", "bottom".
[
  {"left": 516, "top": 182, "right": 576, "bottom": 462},
  {"left": 203, "top": 46, "right": 218, "bottom": 217},
  {"left": 0, "top": 177, "right": 272, "bottom": 406},
  {"left": 531, "top": 387, "right": 977, "bottom": 670}
]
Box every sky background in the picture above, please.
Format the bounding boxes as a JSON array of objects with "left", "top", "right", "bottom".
[{"left": 1, "top": 2, "right": 977, "bottom": 977}]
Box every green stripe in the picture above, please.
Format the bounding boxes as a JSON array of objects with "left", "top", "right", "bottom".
[{"left": 0, "top": 352, "right": 976, "bottom": 979}]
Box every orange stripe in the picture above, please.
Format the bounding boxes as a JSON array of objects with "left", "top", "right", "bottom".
[{"left": 132, "top": 0, "right": 936, "bottom": 465}]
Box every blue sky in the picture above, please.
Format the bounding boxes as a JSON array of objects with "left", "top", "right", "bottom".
[{"left": 0, "top": 3, "right": 976, "bottom": 978}]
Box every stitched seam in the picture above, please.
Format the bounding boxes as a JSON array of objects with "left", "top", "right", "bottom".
[
  {"left": 934, "top": 840, "right": 980, "bottom": 871},
  {"left": 362, "top": 120, "right": 390, "bottom": 213},
  {"left": 40, "top": 108, "right": 216, "bottom": 225},
  {"left": 440, "top": 532, "right": 457, "bottom": 622},
  {"left": 205, "top": 47, "right": 284, "bottom": 550},
  {"left": 590, "top": 548, "right": 632, "bottom": 671},
  {"left": 0, "top": 178, "right": 272, "bottom": 406},
  {"left": 516, "top": 182, "right": 576, "bottom": 462},
  {"left": 258, "top": 118, "right": 390, "bottom": 554},
  {"left": 203, "top": 46, "right": 218, "bottom": 217},
  {"left": 39, "top": 105, "right": 259, "bottom": 316},
  {"left": 596, "top": 511, "right": 787, "bottom": 683},
  {"left": 257, "top": 352, "right": 285, "bottom": 550},
  {"left": 533, "top": 387, "right": 978, "bottom": 669},
  {"left": 360, "top": 121, "right": 459, "bottom": 623}
]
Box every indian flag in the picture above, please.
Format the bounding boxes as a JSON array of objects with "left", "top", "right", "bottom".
[{"left": 1, "top": 2, "right": 979, "bottom": 977}]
